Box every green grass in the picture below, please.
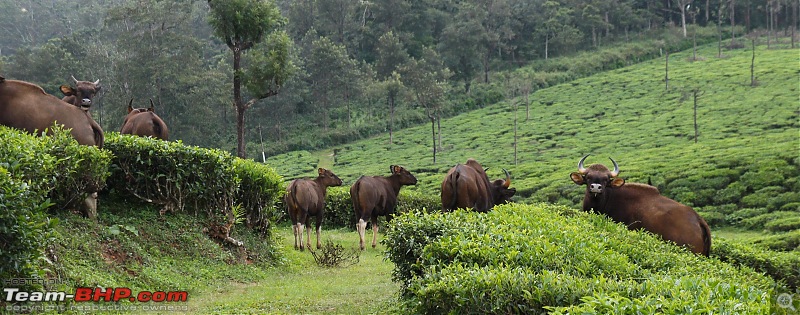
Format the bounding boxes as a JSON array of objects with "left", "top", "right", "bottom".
[
  {"left": 267, "top": 42, "right": 799, "bottom": 233},
  {"left": 186, "top": 226, "right": 398, "bottom": 314}
]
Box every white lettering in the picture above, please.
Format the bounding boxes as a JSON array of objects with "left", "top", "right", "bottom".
[
  {"left": 28, "top": 291, "right": 42, "bottom": 301},
  {"left": 4, "top": 288, "right": 19, "bottom": 301},
  {"left": 45, "top": 291, "right": 67, "bottom": 301}
]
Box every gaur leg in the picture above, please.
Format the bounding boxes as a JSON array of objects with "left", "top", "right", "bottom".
[
  {"left": 371, "top": 216, "right": 379, "bottom": 248},
  {"left": 315, "top": 213, "right": 323, "bottom": 249},
  {"left": 305, "top": 217, "right": 312, "bottom": 250}
]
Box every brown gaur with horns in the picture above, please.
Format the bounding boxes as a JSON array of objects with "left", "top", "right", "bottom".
[
  {"left": 569, "top": 154, "right": 711, "bottom": 256},
  {"left": 441, "top": 158, "right": 516, "bottom": 212},
  {"left": 60, "top": 75, "right": 101, "bottom": 111}
]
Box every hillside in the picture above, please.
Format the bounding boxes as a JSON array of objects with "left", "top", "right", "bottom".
[{"left": 267, "top": 42, "right": 799, "bottom": 235}]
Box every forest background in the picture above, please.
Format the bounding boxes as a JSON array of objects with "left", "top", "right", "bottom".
[{"left": 1, "top": 0, "right": 793, "bottom": 159}]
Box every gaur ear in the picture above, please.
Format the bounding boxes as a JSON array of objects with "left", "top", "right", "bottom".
[
  {"left": 611, "top": 177, "right": 625, "bottom": 187},
  {"left": 393, "top": 165, "right": 402, "bottom": 174},
  {"left": 318, "top": 168, "right": 325, "bottom": 175},
  {"left": 60, "top": 85, "right": 75, "bottom": 96},
  {"left": 389, "top": 165, "right": 396, "bottom": 174},
  {"left": 570, "top": 172, "right": 585, "bottom": 185}
]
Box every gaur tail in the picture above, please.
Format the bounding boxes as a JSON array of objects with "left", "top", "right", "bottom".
[
  {"left": 90, "top": 118, "right": 104, "bottom": 148},
  {"left": 152, "top": 116, "right": 164, "bottom": 138},
  {"left": 444, "top": 171, "right": 460, "bottom": 211},
  {"left": 699, "top": 215, "right": 711, "bottom": 257},
  {"left": 351, "top": 178, "right": 364, "bottom": 219}
]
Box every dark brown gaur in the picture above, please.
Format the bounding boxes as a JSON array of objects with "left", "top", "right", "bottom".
[
  {"left": 0, "top": 75, "right": 104, "bottom": 217},
  {"left": 441, "top": 158, "right": 516, "bottom": 212},
  {"left": 284, "top": 168, "right": 343, "bottom": 251},
  {"left": 0, "top": 76, "right": 103, "bottom": 147},
  {"left": 60, "top": 75, "right": 101, "bottom": 111},
  {"left": 351, "top": 165, "right": 418, "bottom": 250},
  {"left": 569, "top": 154, "right": 711, "bottom": 256},
  {"left": 120, "top": 99, "right": 169, "bottom": 140}
]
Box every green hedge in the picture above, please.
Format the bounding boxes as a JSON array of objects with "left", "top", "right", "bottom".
[
  {"left": 104, "top": 132, "right": 285, "bottom": 235},
  {"left": 0, "top": 126, "right": 110, "bottom": 288},
  {"left": 384, "top": 203, "right": 781, "bottom": 314},
  {"left": 309, "top": 187, "right": 441, "bottom": 230},
  {"left": 712, "top": 237, "right": 800, "bottom": 290}
]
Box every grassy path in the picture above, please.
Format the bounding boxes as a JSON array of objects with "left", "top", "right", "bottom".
[{"left": 185, "top": 226, "right": 399, "bottom": 314}]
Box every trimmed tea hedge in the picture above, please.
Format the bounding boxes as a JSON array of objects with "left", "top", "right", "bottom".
[
  {"left": 384, "top": 203, "right": 781, "bottom": 314},
  {"left": 0, "top": 126, "right": 111, "bottom": 287},
  {"left": 286, "top": 186, "right": 441, "bottom": 229},
  {"left": 104, "top": 132, "right": 285, "bottom": 231}
]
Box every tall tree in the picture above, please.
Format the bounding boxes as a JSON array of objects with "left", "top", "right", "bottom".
[
  {"left": 305, "top": 36, "right": 359, "bottom": 131},
  {"left": 400, "top": 47, "right": 451, "bottom": 164},
  {"left": 208, "top": 0, "right": 293, "bottom": 158}
]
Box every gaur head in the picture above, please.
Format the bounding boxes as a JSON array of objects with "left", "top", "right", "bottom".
[
  {"left": 60, "top": 76, "right": 101, "bottom": 110},
  {"left": 390, "top": 165, "right": 418, "bottom": 185},
  {"left": 317, "top": 168, "right": 343, "bottom": 187},
  {"left": 569, "top": 154, "right": 625, "bottom": 198},
  {"left": 490, "top": 168, "right": 516, "bottom": 205}
]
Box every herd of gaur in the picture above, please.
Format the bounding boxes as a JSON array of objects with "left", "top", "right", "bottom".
[
  {"left": 0, "top": 76, "right": 711, "bottom": 257},
  {"left": 286, "top": 155, "right": 710, "bottom": 256},
  {"left": 0, "top": 76, "right": 168, "bottom": 212}
]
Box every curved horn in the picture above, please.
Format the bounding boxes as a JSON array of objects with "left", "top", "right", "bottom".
[
  {"left": 577, "top": 154, "right": 590, "bottom": 174},
  {"left": 609, "top": 157, "right": 620, "bottom": 177},
  {"left": 93, "top": 79, "right": 100, "bottom": 85},
  {"left": 128, "top": 98, "right": 134, "bottom": 107},
  {"left": 71, "top": 75, "right": 79, "bottom": 83},
  {"left": 502, "top": 168, "right": 511, "bottom": 188},
  {"left": 149, "top": 99, "right": 155, "bottom": 111}
]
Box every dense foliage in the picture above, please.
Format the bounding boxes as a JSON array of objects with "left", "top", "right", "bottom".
[
  {"left": 384, "top": 203, "right": 789, "bottom": 314},
  {"left": 104, "top": 132, "right": 285, "bottom": 234},
  {"left": 0, "top": 126, "right": 110, "bottom": 289},
  {"left": 0, "top": 0, "right": 792, "bottom": 157}
]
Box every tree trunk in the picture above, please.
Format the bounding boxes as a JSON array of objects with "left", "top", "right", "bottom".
[
  {"left": 389, "top": 95, "right": 394, "bottom": 145},
  {"left": 693, "top": 89, "right": 699, "bottom": 143},
  {"left": 429, "top": 115, "right": 436, "bottom": 164},
  {"left": 513, "top": 100, "right": 518, "bottom": 165},
  {"left": 705, "top": 0, "right": 710, "bottom": 25},
  {"left": 233, "top": 47, "right": 246, "bottom": 158},
  {"left": 544, "top": 34, "right": 549, "bottom": 60},
  {"left": 718, "top": 5, "right": 723, "bottom": 57},
  {"left": 730, "top": 0, "right": 736, "bottom": 45},
  {"left": 680, "top": 5, "right": 687, "bottom": 37},
  {"left": 665, "top": 49, "right": 669, "bottom": 90},
  {"left": 793, "top": 0, "right": 797, "bottom": 49},
  {"left": 436, "top": 110, "right": 442, "bottom": 151},
  {"left": 751, "top": 38, "right": 756, "bottom": 87}
]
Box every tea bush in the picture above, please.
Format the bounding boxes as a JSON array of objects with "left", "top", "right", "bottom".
[
  {"left": 753, "top": 230, "right": 800, "bottom": 252},
  {"left": 0, "top": 126, "right": 110, "bottom": 289},
  {"left": 712, "top": 237, "right": 800, "bottom": 290},
  {"left": 385, "top": 203, "right": 780, "bottom": 314}
]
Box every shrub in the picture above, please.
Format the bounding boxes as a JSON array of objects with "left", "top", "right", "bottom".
[
  {"left": 317, "top": 187, "right": 442, "bottom": 230},
  {"left": 0, "top": 168, "right": 56, "bottom": 291},
  {"left": 753, "top": 230, "right": 800, "bottom": 252},
  {"left": 712, "top": 237, "right": 800, "bottom": 290},
  {"left": 105, "top": 132, "right": 238, "bottom": 220},
  {"left": 764, "top": 217, "right": 800, "bottom": 233},
  {"left": 233, "top": 158, "right": 285, "bottom": 234},
  {"left": 740, "top": 211, "right": 800, "bottom": 231},
  {"left": 385, "top": 203, "right": 776, "bottom": 314},
  {"left": 308, "top": 240, "right": 360, "bottom": 268}
]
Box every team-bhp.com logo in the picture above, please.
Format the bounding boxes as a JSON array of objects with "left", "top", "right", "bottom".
[{"left": 4, "top": 287, "right": 188, "bottom": 303}]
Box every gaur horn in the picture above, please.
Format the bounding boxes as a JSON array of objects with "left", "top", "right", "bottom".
[
  {"left": 71, "top": 75, "right": 79, "bottom": 83},
  {"left": 577, "top": 154, "right": 590, "bottom": 174},
  {"left": 609, "top": 157, "right": 620, "bottom": 177},
  {"left": 149, "top": 99, "right": 155, "bottom": 111},
  {"left": 93, "top": 79, "right": 100, "bottom": 85},
  {"left": 502, "top": 168, "right": 511, "bottom": 188}
]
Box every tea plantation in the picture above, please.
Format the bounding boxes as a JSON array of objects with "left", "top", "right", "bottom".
[{"left": 268, "top": 41, "right": 799, "bottom": 246}]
